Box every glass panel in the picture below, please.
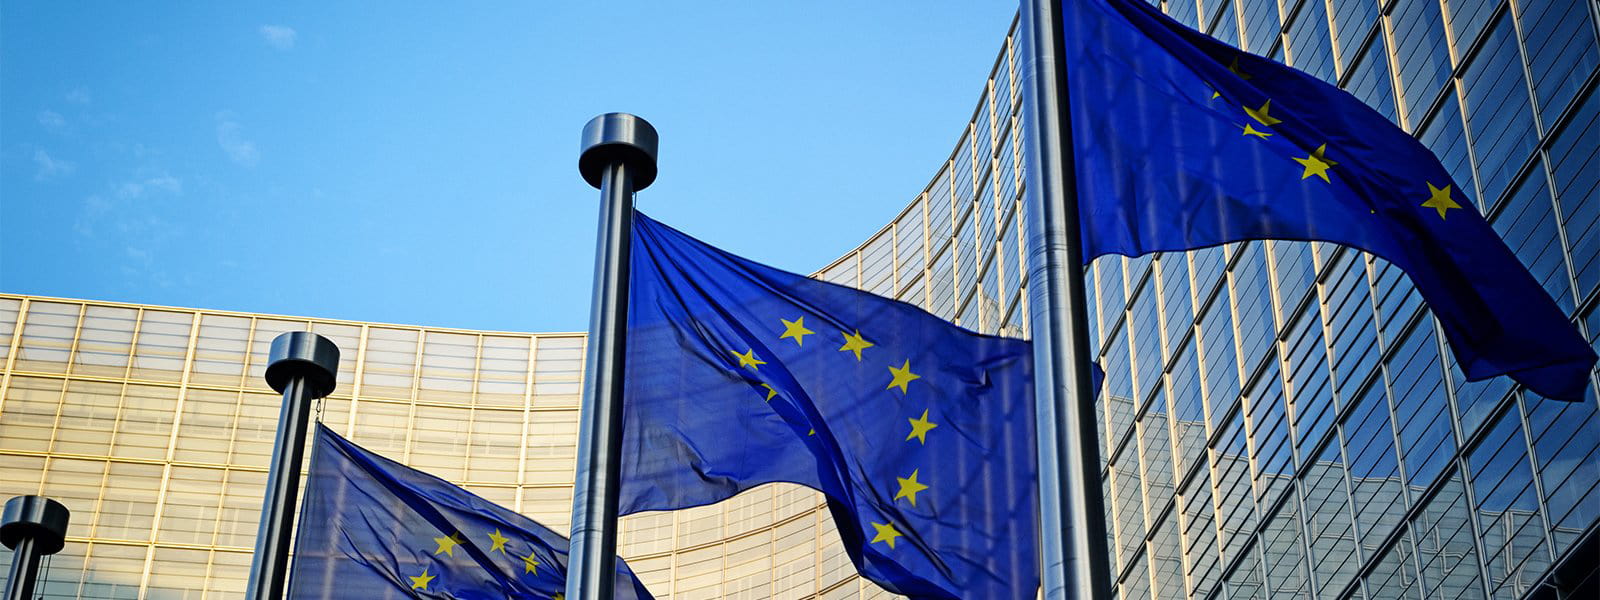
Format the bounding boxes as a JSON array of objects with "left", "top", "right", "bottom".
[
  {"left": 1331, "top": 0, "right": 1380, "bottom": 74},
  {"left": 1303, "top": 443, "right": 1362, "bottom": 595},
  {"left": 1287, "top": 0, "right": 1337, "bottom": 83},
  {"left": 1467, "top": 408, "right": 1548, "bottom": 594},
  {"left": 72, "top": 305, "right": 136, "bottom": 377},
  {"left": 1490, "top": 163, "right": 1575, "bottom": 316},
  {"left": 1518, "top": 0, "right": 1600, "bottom": 119},
  {"left": 477, "top": 335, "right": 530, "bottom": 407},
  {"left": 1461, "top": 13, "right": 1538, "bottom": 206},
  {"left": 191, "top": 314, "right": 250, "bottom": 387},
  {"left": 1551, "top": 89, "right": 1600, "bottom": 298},
  {"left": 53, "top": 380, "right": 121, "bottom": 457},
  {"left": 1344, "top": 35, "right": 1399, "bottom": 121},
  {"left": 360, "top": 327, "right": 418, "bottom": 400},
  {"left": 131, "top": 310, "right": 191, "bottom": 381},
  {"left": 16, "top": 301, "right": 78, "bottom": 373},
  {"left": 419, "top": 331, "right": 477, "bottom": 405},
  {"left": 1389, "top": 0, "right": 1453, "bottom": 131}
]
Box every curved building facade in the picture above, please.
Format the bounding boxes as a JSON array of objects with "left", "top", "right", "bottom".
[{"left": 3, "top": 1, "right": 1599, "bottom": 598}]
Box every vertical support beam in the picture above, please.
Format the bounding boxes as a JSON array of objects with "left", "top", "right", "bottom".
[
  {"left": 1017, "top": 0, "right": 1114, "bottom": 598},
  {"left": 568, "top": 112, "right": 658, "bottom": 600},
  {"left": 244, "top": 331, "right": 340, "bottom": 600}
]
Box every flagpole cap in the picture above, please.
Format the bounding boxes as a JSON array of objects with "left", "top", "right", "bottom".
[
  {"left": 265, "top": 331, "right": 340, "bottom": 398},
  {"left": 579, "top": 113, "right": 658, "bottom": 191},
  {"left": 2, "top": 495, "right": 71, "bottom": 555}
]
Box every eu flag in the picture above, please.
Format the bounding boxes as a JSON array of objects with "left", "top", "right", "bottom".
[
  {"left": 1060, "top": 0, "right": 1595, "bottom": 398},
  {"left": 619, "top": 213, "right": 1039, "bottom": 599},
  {"left": 288, "top": 425, "right": 652, "bottom": 599}
]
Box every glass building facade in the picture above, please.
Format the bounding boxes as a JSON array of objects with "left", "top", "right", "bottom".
[
  {"left": 0, "top": 295, "right": 893, "bottom": 598},
  {"left": 2, "top": 0, "right": 1598, "bottom": 597},
  {"left": 818, "top": 0, "right": 1600, "bottom": 597}
]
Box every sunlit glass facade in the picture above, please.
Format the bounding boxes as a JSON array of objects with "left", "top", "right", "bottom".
[
  {"left": 0, "top": 296, "right": 900, "bottom": 598},
  {"left": 3, "top": 1, "right": 1598, "bottom": 597}
]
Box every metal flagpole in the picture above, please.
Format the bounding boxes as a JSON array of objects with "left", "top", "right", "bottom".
[
  {"left": 245, "top": 331, "right": 340, "bottom": 600},
  {"left": 1017, "top": 0, "right": 1115, "bottom": 598},
  {"left": 568, "top": 113, "right": 658, "bottom": 600},
  {"left": 1, "top": 495, "right": 70, "bottom": 600}
]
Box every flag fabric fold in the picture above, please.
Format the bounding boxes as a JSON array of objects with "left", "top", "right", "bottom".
[
  {"left": 1057, "top": 0, "right": 1595, "bottom": 398},
  {"left": 619, "top": 212, "right": 1040, "bottom": 599},
  {"left": 288, "top": 424, "right": 652, "bottom": 600}
]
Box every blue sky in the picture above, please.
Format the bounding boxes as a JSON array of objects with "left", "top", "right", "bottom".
[{"left": 2, "top": 2, "right": 1016, "bottom": 332}]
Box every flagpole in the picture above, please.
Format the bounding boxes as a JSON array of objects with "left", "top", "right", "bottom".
[
  {"left": 569, "top": 113, "right": 658, "bottom": 600},
  {"left": 1017, "top": 0, "right": 1114, "bottom": 599},
  {"left": 246, "top": 331, "right": 340, "bottom": 600}
]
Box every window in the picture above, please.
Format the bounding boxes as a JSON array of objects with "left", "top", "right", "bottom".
[
  {"left": 1329, "top": 0, "right": 1379, "bottom": 74},
  {"left": 1240, "top": 0, "right": 1282, "bottom": 54},
  {"left": 1342, "top": 36, "right": 1399, "bottom": 121},
  {"left": 1461, "top": 13, "right": 1538, "bottom": 206},
  {"left": 1389, "top": 0, "right": 1454, "bottom": 130},
  {"left": 1551, "top": 88, "right": 1600, "bottom": 298},
  {"left": 1287, "top": 0, "right": 1337, "bottom": 83},
  {"left": 1490, "top": 162, "right": 1574, "bottom": 314},
  {"left": 1418, "top": 93, "right": 1476, "bottom": 200},
  {"left": 1168, "top": 0, "right": 1203, "bottom": 29},
  {"left": 1442, "top": 0, "right": 1495, "bottom": 51},
  {"left": 1518, "top": 0, "right": 1600, "bottom": 118}
]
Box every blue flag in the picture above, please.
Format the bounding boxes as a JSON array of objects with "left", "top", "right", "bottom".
[
  {"left": 1059, "top": 0, "right": 1595, "bottom": 398},
  {"left": 289, "top": 425, "right": 652, "bottom": 600},
  {"left": 619, "top": 213, "right": 1040, "bottom": 599}
]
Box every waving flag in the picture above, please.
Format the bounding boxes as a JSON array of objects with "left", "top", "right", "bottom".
[
  {"left": 288, "top": 425, "right": 652, "bottom": 600},
  {"left": 1060, "top": 0, "right": 1594, "bottom": 398},
  {"left": 619, "top": 212, "right": 1042, "bottom": 599}
]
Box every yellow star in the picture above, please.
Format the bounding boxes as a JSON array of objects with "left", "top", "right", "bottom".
[
  {"left": 870, "top": 522, "right": 904, "bottom": 549},
  {"left": 1421, "top": 182, "right": 1462, "bottom": 219},
  {"left": 808, "top": 428, "right": 816, "bottom": 436},
  {"left": 1241, "top": 123, "right": 1273, "bottom": 139},
  {"left": 730, "top": 348, "right": 766, "bottom": 370},
  {"left": 894, "top": 469, "right": 930, "bottom": 506},
  {"left": 886, "top": 360, "right": 922, "bottom": 394},
  {"left": 522, "top": 549, "right": 540, "bottom": 574},
  {"left": 906, "top": 409, "right": 938, "bottom": 444},
  {"left": 409, "top": 566, "right": 434, "bottom": 590},
  {"left": 760, "top": 383, "right": 777, "bottom": 402},
  {"left": 1244, "top": 99, "right": 1282, "bottom": 126},
  {"left": 487, "top": 528, "right": 509, "bottom": 554},
  {"left": 1228, "top": 56, "right": 1253, "bottom": 80},
  {"left": 432, "top": 532, "right": 464, "bottom": 557},
  {"left": 1292, "top": 144, "right": 1338, "bottom": 182},
  {"left": 839, "top": 330, "right": 874, "bottom": 361},
  {"left": 554, "top": 594, "right": 565, "bottom": 600},
  {"left": 779, "top": 316, "right": 815, "bottom": 346}
]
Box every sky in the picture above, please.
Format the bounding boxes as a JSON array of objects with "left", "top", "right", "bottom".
[{"left": 2, "top": 2, "right": 1017, "bottom": 333}]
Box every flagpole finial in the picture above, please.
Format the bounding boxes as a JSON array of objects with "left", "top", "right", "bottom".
[
  {"left": 579, "top": 113, "right": 659, "bottom": 191},
  {"left": 266, "top": 331, "right": 340, "bottom": 398}
]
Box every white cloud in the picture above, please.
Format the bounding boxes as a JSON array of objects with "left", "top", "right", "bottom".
[
  {"left": 37, "top": 110, "right": 66, "bottom": 130},
  {"left": 216, "top": 112, "right": 260, "bottom": 166},
  {"left": 33, "top": 149, "right": 75, "bottom": 180},
  {"left": 115, "top": 175, "right": 183, "bottom": 200},
  {"left": 259, "top": 25, "right": 297, "bottom": 50},
  {"left": 65, "top": 88, "right": 91, "bottom": 104}
]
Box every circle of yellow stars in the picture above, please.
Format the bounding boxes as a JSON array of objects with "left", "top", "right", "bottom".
[
  {"left": 1211, "top": 54, "right": 1463, "bottom": 221},
  {"left": 722, "top": 316, "right": 946, "bottom": 552},
  {"left": 406, "top": 529, "right": 553, "bottom": 595}
]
